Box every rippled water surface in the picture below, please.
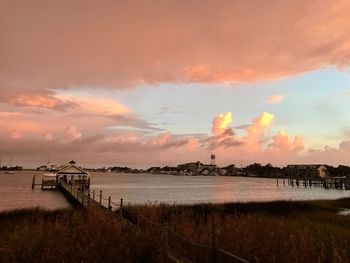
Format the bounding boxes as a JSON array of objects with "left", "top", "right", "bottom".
[
  {"left": 91, "top": 173, "right": 350, "bottom": 205},
  {"left": 1, "top": 171, "right": 350, "bottom": 211},
  {"left": 0, "top": 171, "right": 70, "bottom": 212}
]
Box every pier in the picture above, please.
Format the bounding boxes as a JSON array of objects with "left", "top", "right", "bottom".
[
  {"left": 32, "top": 161, "right": 251, "bottom": 263},
  {"left": 277, "top": 176, "right": 350, "bottom": 190}
]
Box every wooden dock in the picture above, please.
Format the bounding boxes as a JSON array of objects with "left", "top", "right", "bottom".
[
  {"left": 277, "top": 176, "right": 350, "bottom": 190},
  {"left": 32, "top": 174, "right": 251, "bottom": 263}
]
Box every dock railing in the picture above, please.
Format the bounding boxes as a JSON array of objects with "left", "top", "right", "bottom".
[
  {"left": 58, "top": 182, "right": 252, "bottom": 263},
  {"left": 276, "top": 176, "right": 350, "bottom": 190}
]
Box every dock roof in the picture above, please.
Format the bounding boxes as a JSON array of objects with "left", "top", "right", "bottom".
[{"left": 56, "top": 164, "right": 88, "bottom": 175}]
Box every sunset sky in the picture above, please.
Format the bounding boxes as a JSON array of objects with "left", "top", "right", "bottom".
[{"left": 1, "top": 0, "right": 350, "bottom": 167}]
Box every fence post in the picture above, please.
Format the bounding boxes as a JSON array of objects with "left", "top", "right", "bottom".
[
  {"left": 108, "top": 196, "right": 111, "bottom": 211},
  {"left": 99, "top": 190, "right": 102, "bottom": 204},
  {"left": 162, "top": 222, "right": 168, "bottom": 258},
  {"left": 212, "top": 221, "right": 218, "bottom": 263},
  {"left": 32, "top": 174, "right": 36, "bottom": 189},
  {"left": 120, "top": 198, "right": 123, "bottom": 219}
]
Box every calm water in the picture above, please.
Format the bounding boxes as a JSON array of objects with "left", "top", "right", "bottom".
[{"left": 1, "top": 171, "right": 350, "bottom": 211}]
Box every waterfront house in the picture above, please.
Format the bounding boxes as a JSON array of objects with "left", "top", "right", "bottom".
[
  {"left": 42, "top": 160, "right": 90, "bottom": 190},
  {"left": 284, "top": 164, "right": 328, "bottom": 178},
  {"left": 56, "top": 160, "right": 90, "bottom": 188}
]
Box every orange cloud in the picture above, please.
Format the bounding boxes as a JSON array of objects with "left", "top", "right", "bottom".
[
  {"left": 267, "top": 131, "right": 304, "bottom": 154},
  {"left": 266, "top": 95, "right": 284, "bottom": 104},
  {"left": 76, "top": 99, "right": 129, "bottom": 116},
  {"left": 9, "top": 95, "right": 62, "bottom": 109},
  {"left": 64, "top": 126, "right": 82, "bottom": 141},
  {"left": 1, "top": 0, "right": 350, "bottom": 90},
  {"left": 2, "top": 108, "right": 350, "bottom": 167},
  {"left": 245, "top": 112, "right": 274, "bottom": 148},
  {"left": 212, "top": 112, "right": 232, "bottom": 135},
  {"left": 254, "top": 112, "right": 274, "bottom": 128}
]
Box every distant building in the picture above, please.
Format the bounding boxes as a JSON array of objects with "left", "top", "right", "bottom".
[
  {"left": 177, "top": 161, "right": 202, "bottom": 171},
  {"left": 176, "top": 161, "right": 218, "bottom": 175},
  {"left": 147, "top": 167, "right": 161, "bottom": 174},
  {"left": 285, "top": 165, "right": 328, "bottom": 178}
]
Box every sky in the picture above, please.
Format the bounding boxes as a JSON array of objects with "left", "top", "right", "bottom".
[{"left": 1, "top": 0, "right": 350, "bottom": 168}]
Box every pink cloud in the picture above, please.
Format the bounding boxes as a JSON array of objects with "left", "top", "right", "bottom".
[
  {"left": 64, "top": 126, "right": 82, "bottom": 141},
  {"left": 267, "top": 131, "right": 304, "bottom": 154},
  {"left": 266, "top": 95, "right": 284, "bottom": 104},
  {"left": 0, "top": 109, "right": 349, "bottom": 167},
  {"left": 1, "top": 0, "right": 350, "bottom": 166},
  {"left": 243, "top": 112, "right": 274, "bottom": 151},
  {"left": 1, "top": 0, "right": 350, "bottom": 91},
  {"left": 212, "top": 112, "right": 232, "bottom": 135}
]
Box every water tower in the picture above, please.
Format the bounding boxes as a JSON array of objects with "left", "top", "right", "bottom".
[{"left": 210, "top": 154, "right": 216, "bottom": 166}]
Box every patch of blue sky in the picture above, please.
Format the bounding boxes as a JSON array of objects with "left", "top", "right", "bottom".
[{"left": 58, "top": 67, "right": 350, "bottom": 149}]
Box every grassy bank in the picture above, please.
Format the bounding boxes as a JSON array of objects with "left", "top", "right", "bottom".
[
  {"left": 0, "top": 208, "right": 160, "bottom": 263},
  {"left": 1, "top": 199, "right": 350, "bottom": 262},
  {"left": 135, "top": 198, "right": 350, "bottom": 262}
]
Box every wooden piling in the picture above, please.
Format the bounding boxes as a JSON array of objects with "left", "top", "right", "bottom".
[
  {"left": 120, "top": 198, "right": 123, "bottom": 219},
  {"left": 32, "top": 175, "right": 36, "bottom": 189}
]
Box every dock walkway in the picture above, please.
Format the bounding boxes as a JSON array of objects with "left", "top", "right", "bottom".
[
  {"left": 33, "top": 174, "right": 251, "bottom": 263},
  {"left": 277, "top": 176, "right": 350, "bottom": 190}
]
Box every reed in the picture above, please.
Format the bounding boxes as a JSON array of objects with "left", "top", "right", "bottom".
[
  {"left": 0, "top": 208, "right": 160, "bottom": 263},
  {"left": 0, "top": 198, "right": 350, "bottom": 263},
  {"left": 132, "top": 198, "right": 350, "bottom": 262}
]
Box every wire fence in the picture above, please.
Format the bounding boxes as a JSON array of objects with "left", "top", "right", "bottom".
[
  {"left": 167, "top": 227, "right": 214, "bottom": 262},
  {"left": 60, "top": 182, "right": 252, "bottom": 263}
]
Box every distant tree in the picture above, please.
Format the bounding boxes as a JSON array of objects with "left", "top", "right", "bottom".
[
  {"left": 244, "top": 163, "right": 281, "bottom": 177},
  {"left": 337, "top": 165, "right": 350, "bottom": 177}
]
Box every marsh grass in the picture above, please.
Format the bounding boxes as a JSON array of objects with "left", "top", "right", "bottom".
[
  {"left": 0, "top": 208, "right": 160, "bottom": 263},
  {"left": 0, "top": 198, "right": 350, "bottom": 263},
  {"left": 134, "top": 198, "right": 350, "bottom": 262}
]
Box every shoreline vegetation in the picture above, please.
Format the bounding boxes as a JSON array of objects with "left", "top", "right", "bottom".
[{"left": 1, "top": 198, "right": 350, "bottom": 262}]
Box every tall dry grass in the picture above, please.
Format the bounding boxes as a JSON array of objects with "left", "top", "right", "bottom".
[
  {"left": 0, "top": 208, "right": 160, "bottom": 263},
  {"left": 133, "top": 199, "right": 350, "bottom": 263},
  {"left": 1, "top": 199, "right": 350, "bottom": 263}
]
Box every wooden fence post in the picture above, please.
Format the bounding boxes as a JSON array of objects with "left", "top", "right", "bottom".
[
  {"left": 108, "top": 196, "right": 111, "bottom": 211},
  {"left": 32, "top": 174, "right": 36, "bottom": 189},
  {"left": 212, "top": 221, "right": 218, "bottom": 263},
  {"left": 162, "top": 222, "right": 168, "bottom": 258},
  {"left": 120, "top": 198, "right": 123, "bottom": 219},
  {"left": 99, "top": 190, "right": 102, "bottom": 204}
]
